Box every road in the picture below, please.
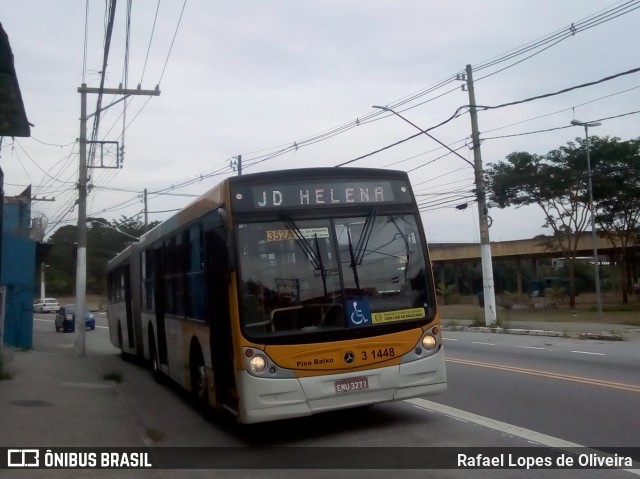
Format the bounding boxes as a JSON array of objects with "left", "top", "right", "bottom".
[
  {"left": 30, "top": 312, "right": 640, "bottom": 478},
  {"left": 435, "top": 331, "right": 640, "bottom": 447}
]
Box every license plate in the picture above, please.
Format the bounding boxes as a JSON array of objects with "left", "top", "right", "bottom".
[{"left": 335, "top": 376, "right": 369, "bottom": 393}]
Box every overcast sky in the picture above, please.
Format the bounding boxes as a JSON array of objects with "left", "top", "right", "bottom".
[{"left": 2, "top": 1, "right": 639, "bottom": 243}]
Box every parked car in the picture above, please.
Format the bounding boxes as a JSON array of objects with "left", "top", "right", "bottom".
[
  {"left": 55, "top": 304, "right": 96, "bottom": 332},
  {"left": 33, "top": 298, "right": 60, "bottom": 313}
]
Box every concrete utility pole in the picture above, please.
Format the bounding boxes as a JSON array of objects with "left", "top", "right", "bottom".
[
  {"left": 143, "top": 188, "right": 149, "bottom": 232},
  {"left": 231, "top": 155, "right": 242, "bottom": 175},
  {"left": 373, "top": 67, "right": 498, "bottom": 327},
  {"left": 571, "top": 119, "right": 603, "bottom": 320},
  {"left": 75, "top": 83, "right": 160, "bottom": 357},
  {"left": 40, "top": 263, "right": 46, "bottom": 300},
  {"left": 465, "top": 64, "right": 497, "bottom": 326}
]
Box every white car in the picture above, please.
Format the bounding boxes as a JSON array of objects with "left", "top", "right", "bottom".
[{"left": 33, "top": 298, "right": 60, "bottom": 313}]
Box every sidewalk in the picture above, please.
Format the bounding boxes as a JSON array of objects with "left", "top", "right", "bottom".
[
  {"left": 0, "top": 345, "right": 162, "bottom": 477},
  {"left": 0, "top": 346, "right": 149, "bottom": 448},
  {"left": 441, "top": 319, "right": 640, "bottom": 342}
]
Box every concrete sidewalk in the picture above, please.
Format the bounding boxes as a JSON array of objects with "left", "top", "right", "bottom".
[
  {"left": 0, "top": 346, "right": 149, "bottom": 447},
  {"left": 0, "top": 346, "right": 160, "bottom": 478}
]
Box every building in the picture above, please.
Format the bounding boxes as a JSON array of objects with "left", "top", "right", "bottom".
[
  {"left": 1, "top": 188, "right": 35, "bottom": 348},
  {"left": 1, "top": 21, "right": 34, "bottom": 348}
]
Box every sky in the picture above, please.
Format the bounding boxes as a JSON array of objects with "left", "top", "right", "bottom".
[{"left": 1, "top": 0, "right": 639, "bottom": 244}]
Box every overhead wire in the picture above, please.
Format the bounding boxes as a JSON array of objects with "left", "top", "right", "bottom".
[
  {"left": 139, "top": 0, "right": 161, "bottom": 84},
  {"left": 42, "top": 0, "right": 640, "bottom": 232},
  {"left": 158, "top": 0, "right": 187, "bottom": 84}
]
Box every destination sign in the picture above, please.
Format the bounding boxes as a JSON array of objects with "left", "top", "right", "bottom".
[
  {"left": 265, "top": 227, "right": 330, "bottom": 242},
  {"left": 232, "top": 179, "right": 412, "bottom": 211}
]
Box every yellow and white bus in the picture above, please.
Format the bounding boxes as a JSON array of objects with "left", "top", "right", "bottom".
[{"left": 107, "top": 167, "right": 446, "bottom": 423}]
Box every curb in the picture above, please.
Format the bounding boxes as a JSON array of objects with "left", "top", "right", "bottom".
[{"left": 442, "top": 325, "right": 624, "bottom": 341}]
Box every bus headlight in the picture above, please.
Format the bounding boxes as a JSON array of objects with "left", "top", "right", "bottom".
[
  {"left": 242, "top": 347, "right": 296, "bottom": 378},
  {"left": 422, "top": 335, "right": 437, "bottom": 351},
  {"left": 249, "top": 355, "right": 267, "bottom": 373}
]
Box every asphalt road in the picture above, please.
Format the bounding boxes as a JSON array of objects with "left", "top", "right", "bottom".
[
  {"left": 28, "top": 312, "right": 640, "bottom": 478},
  {"left": 435, "top": 331, "right": 640, "bottom": 447}
]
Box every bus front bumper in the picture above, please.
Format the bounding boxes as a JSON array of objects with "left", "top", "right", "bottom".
[{"left": 236, "top": 348, "right": 447, "bottom": 424}]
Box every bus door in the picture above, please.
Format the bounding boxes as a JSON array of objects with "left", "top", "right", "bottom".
[
  {"left": 153, "top": 247, "right": 168, "bottom": 366},
  {"left": 204, "top": 225, "right": 237, "bottom": 408}
]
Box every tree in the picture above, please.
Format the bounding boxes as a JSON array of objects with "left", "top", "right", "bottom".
[
  {"left": 590, "top": 136, "right": 640, "bottom": 302},
  {"left": 43, "top": 216, "right": 160, "bottom": 296},
  {"left": 487, "top": 146, "right": 593, "bottom": 307},
  {"left": 44, "top": 225, "right": 78, "bottom": 296},
  {"left": 435, "top": 281, "right": 456, "bottom": 305},
  {"left": 487, "top": 135, "right": 640, "bottom": 307}
]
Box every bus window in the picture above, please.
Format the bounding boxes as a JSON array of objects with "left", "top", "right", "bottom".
[
  {"left": 335, "top": 214, "right": 427, "bottom": 311},
  {"left": 236, "top": 214, "right": 432, "bottom": 339},
  {"left": 238, "top": 219, "right": 342, "bottom": 336}
]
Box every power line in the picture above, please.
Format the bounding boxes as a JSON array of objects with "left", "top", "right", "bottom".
[
  {"left": 158, "top": 0, "right": 187, "bottom": 84},
  {"left": 139, "top": 0, "right": 161, "bottom": 84},
  {"left": 478, "top": 66, "right": 640, "bottom": 111}
]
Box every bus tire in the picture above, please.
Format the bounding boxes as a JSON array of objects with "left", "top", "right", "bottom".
[{"left": 190, "top": 343, "right": 209, "bottom": 413}]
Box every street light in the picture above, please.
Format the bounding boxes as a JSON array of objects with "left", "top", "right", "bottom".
[
  {"left": 570, "top": 119, "right": 602, "bottom": 319},
  {"left": 373, "top": 105, "right": 497, "bottom": 325}
]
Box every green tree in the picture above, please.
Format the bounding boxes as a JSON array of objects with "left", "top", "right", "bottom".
[
  {"left": 487, "top": 135, "right": 640, "bottom": 307},
  {"left": 44, "top": 225, "right": 78, "bottom": 296},
  {"left": 590, "top": 136, "right": 640, "bottom": 303},
  {"left": 435, "top": 282, "right": 456, "bottom": 305},
  {"left": 487, "top": 148, "right": 591, "bottom": 307},
  {"left": 43, "top": 216, "right": 159, "bottom": 296}
]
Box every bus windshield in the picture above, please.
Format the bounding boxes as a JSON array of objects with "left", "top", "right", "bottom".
[{"left": 237, "top": 213, "right": 433, "bottom": 340}]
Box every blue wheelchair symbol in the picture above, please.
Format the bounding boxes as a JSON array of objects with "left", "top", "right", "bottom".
[{"left": 346, "top": 299, "right": 371, "bottom": 327}]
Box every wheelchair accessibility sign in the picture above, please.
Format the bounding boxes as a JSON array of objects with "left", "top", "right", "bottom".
[{"left": 345, "top": 299, "right": 371, "bottom": 327}]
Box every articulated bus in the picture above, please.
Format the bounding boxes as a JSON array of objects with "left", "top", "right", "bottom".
[{"left": 107, "top": 167, "right": 446, "bottom": 423}]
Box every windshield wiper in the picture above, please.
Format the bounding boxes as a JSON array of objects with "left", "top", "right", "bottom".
[
  {"left": 347, "top": 209, "right": 377, "bottom": 293},
  {"left": 387, "top": 216, "right": 411, "bottom": 281},
  {"left": 280, "top": 213, "right": 328, "bottom": 296}
]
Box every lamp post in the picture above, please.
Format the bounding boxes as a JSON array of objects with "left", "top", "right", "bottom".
[
  {"left": 373, "top": 105, "right": 497, "bottom": 325},
  {"left": 570, "top": 119, "right": 602, "bottom": 320}
]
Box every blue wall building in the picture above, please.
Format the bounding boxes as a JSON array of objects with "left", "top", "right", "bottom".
[
  {"left": 1, "top": 187, "right": 35, "bottom": 349},
  {"left": 1, "top": 22, "right": 34, "bottom": 349}
]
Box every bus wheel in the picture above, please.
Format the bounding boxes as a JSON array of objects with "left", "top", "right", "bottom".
[
  {"left": 190, "top": 346, "right": 209, "bottom": 412},
  {"left": 149, "top": 330, "right": 163, "bottom": 383}
]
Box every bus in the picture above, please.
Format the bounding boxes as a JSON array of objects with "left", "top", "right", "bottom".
[{"left": 107, "top": 167, "right": 446, "bottom": 423}]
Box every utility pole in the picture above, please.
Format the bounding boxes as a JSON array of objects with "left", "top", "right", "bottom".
[
  {"left": 231, "top": 155, "right": 242, "bottom": 175},
  {"left": 143, "top": 188, "right": 148, "bottom": 232},
  {"left": 40, "top": 262, "right": 46, "bottom": 300},
  {"left": 75, "top": 83, "right": 160, "bottom": 357},
  {"left": 465, "top": 64, "right": 497, "bottom": 326}
]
